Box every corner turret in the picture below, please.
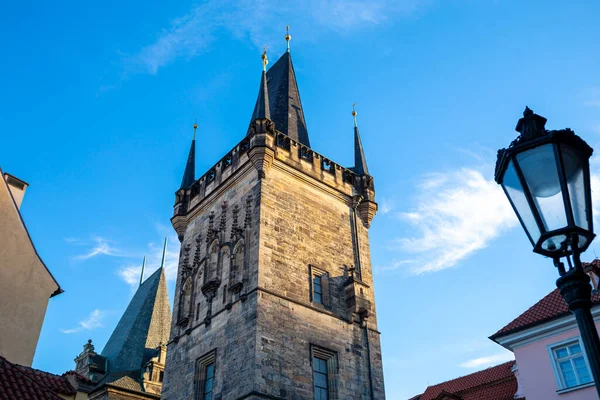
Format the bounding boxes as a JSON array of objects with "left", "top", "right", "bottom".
[
  {"left": 351, "top": 105, "right": 377, "bottom": 227},
  {"left": 173, "top": 124, "right": 198, "bottom": 241},
  {"left": 180, "top": 124, "right": 196, "bottom": 190}
]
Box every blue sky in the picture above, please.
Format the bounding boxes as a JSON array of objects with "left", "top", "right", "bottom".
[{"left": 2, "top": 0, "right": 600, "bottom": 398}]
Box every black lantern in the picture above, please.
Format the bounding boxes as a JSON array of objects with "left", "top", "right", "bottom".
[
  {"left": 495, "top": 107, "right": 595, "bottom": 257},
  {"left": 495, "top": 107, "right": 600, "bottom": 397}
]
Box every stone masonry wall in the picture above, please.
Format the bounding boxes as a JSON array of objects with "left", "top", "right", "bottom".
[
  {"left": 259, "top": 160, "right": 378, "bottom": 327},
  {"left": 253, "top": 161, "right": 385, "bottom": 399}
]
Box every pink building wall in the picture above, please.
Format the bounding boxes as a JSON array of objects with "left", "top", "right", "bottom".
[{"left": 513, "top": 322, "right": 600, "bottom": 400}]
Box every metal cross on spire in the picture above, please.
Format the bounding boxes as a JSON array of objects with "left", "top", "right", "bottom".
[
  {"left": 285, "top": 25, "right": 291, "bottom": 52},
  {"left": 352, "top": 102, "right": 358, "bottom": 128}
]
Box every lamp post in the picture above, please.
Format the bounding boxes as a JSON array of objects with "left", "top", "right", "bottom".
[{"left": 495, "top": 107, "right": 600, "bottom": 396}]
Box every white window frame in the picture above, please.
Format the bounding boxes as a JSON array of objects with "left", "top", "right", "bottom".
[{"left": 547, "top": 336, "right": 594, "bottom": 392}]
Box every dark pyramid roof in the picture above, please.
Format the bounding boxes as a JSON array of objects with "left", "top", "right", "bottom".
[
  {"left": 180, "top": 139, "right": 195, "bottom": 189},
  {"left": 249, "top": 70, "right": 270, "bottom": 121},
  {"left": 353, "top": 126, "right": 369, "bottom": 175},
  {"left": 100, "top": 267, "right": 171, "bottom": 378},
  {"left": 260, "top": 51, "right": 310, "bottom": 147}
]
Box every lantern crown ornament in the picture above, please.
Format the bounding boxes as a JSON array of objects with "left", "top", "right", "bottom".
[{"left": 495, "top": 107, "right": 594, "bottom": 258}]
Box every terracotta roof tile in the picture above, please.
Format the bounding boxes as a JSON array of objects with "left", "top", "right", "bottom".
[
  {"left": 0, "top": 356, "right": 74, "bottom": 400},
  {"left": 16, "top": 365, "right": 76, "bottom": 395},
  {"left": 417, "top": 361, "right": 520, "bottom": 400},
  {"left": 491, "top": 266, "right": 600, "bottom": 339}
]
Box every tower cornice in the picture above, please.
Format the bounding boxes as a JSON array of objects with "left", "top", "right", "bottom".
[{"left": 172, "top": 128, "right": 378, "bottom": 234}]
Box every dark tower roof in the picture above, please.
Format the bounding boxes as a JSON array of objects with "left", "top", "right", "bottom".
[
  {"left": 180, "top": 137, "right": 195, "bottom": 189},
  {"left": 250, "top": 70, "right": 271, "bottom": 121},
  {"left": 100, "top": 266, "right": 171, "bottom": 378},
  {"left": 353, "top": 126, "right": 369, "bottom": 176},
  {"left": 249, "top": 51, "right": 310, "bottom": 147}
]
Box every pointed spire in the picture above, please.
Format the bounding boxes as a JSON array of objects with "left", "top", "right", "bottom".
[
  {"left": 247, "top": 30, "right": 310, "bottom": 145},
  {"left": 254, "top": 49, "right": 270, "bottom": 120},
  {"left": 160, "top": 237, "right": 168, "bottom": 269},
  {"left": 247, "top": 49, "right": 272, "bottom": 137},
  {"left": 265, "top": 50, "right": 310, "bottom": 146},
  {"left": 139, "top": 256, "right": 146, "bottom": 286},
  {"left": 100, "top": 264, "right": 171, "bottom": 376},
  {"left": 180, "top": 123, "right": 196, "bottom": 189},
  {"left": 352, "top": 104, "right": 369, "bottom": 176}
]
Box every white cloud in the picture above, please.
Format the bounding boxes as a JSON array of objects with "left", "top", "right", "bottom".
[
  {"left": 393, "top": 167, "right": 519, "bottom": 274},
  {"left": 379, "top": 197, "right": 394, "bottom": 214},
  {"left": 61, "top": 309, "right": 105, "bottom": 334},
  {"left": 126, "top": 0, "right": 425, "bottom": 75},
  {"left": 374, "top": 259, "right": 416, "bottom": 273},
  {"left": 72, "top": 236, "right": 130, "bottom": 260},
  {"left": 458, "top": 352, "right": 514, "bottom": 369},
  {"left": 117, "top": 229, "right": 180, "bottom": 287}
]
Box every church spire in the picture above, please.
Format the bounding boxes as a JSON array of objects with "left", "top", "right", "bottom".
[
  {"left": 139, "top": 256, "right": 146, "bottom": 286},
  {"left": 250, "top": 49, "right": 271, "bottom": 121},
  {"left": 159, "top": 237, "right": 168, "bottom": 270},
  {"left": 180, "top": 123, "right": 196, "bottom": 189},
  {"left": 352, "top": 104, "right": 369, "bottom": 176},
  {"left": 248, "top": 28, "right": 310, "bottom": 147}
]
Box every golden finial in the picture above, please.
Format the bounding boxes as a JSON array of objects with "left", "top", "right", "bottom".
[
  {"left": 193, "top": 119, "right": 198, "bottom": 140},
  {"left": 261, "top": 46, "right": 268, "bottom": 72},
  {"left": 285, "top": 25, "right": 291, "bottom": 52},
  {"left": 352, "top": 103, "right": 358, "bottom": 127}
]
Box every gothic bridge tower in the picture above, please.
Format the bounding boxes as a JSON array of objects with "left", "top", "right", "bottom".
[{"left": 163, "top": 36, "right": 385, "bottom": 400}]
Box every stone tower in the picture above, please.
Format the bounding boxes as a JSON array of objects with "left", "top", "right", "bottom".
[{"left": 163, "top": 43, "right": 385, "bottom": 399}]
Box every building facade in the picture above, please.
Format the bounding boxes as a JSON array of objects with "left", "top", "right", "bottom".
[
  {"left": 162, "top": 44, "right": 385, "bottom": 399},
  {"left": 490, "top": 262, "right": 600, "bottom": 400},
  {"left": 0, "top": 169, "right": 62, "bottom": 366}
]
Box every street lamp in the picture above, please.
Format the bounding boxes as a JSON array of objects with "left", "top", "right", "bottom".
[{"left": 495, "top": 106, "right": 600, "bottom": 396}]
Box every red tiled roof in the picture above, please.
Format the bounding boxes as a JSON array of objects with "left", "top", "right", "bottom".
[
  {"left": 17, "top": 366, "right": 76, "bottom": 395},
  {"left": 0, "top": 356, "right": 75, "bottom": 400},
  {"left": 491, "top": 284, "right": 600, "bottom": 339},
  {"left": 416, "top": 361, "right": 521, "bottom": 400}
]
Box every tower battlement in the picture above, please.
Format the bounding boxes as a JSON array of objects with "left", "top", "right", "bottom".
[{"left": 172, "top": 128, "right": 377, "bottom": 241}]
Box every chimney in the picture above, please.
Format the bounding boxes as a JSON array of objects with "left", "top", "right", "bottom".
[{"left": 3, "top": 173, "right": 28, "bottom": 209}]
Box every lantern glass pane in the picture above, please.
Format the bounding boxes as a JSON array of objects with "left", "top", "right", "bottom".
[
  {"left": 502, "top": 160, "right": 540, "bottom": 245},
  {"left": 541, "top": 234, "right": 569, "bottom": 253},
  {"left": 561, "top": 144, "right": 590, "bottom": 231},
  {"left": 516, "top": 144, "right": 567, "bottom": 231}
]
